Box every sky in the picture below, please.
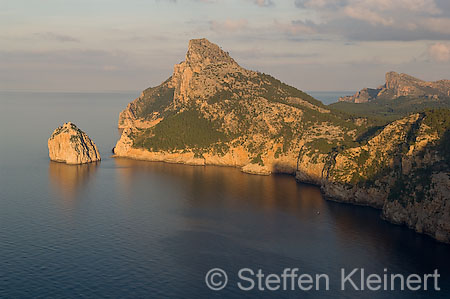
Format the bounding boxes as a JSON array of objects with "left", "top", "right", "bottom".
[{"left": 1, "top": 0, "right": 450, "bottom": 92}]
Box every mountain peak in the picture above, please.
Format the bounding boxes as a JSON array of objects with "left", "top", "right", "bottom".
[
  {"left": 385, "top": 71, "right": 422, "bottom": 88},
  {"left": 339, "top": 71, "right": 450, "bottom": 103},
  {"left": 185, "top": 38, "right": 236, "bottom": 66},
  {"left": 385, "top": 71, "right": 399, "bottom": 82}
]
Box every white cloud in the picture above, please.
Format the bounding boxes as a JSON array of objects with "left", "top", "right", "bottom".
[
  {"left": 274, "top": 20, "right": 316, "bottom": 35},
  {"left": 422, "top": 17, "right": 450, "bottom": 34},
  {"left": 210, "top": 19, "right": 248, "bottom": 33},
  {"left": 293, "top": 0, "right": 450, "bottom": 40},
  {"left": 343, "top": 6, "right": 394, "bottom": 26},
  {"left": 296, "top": 0, "right": 440, "bottom": 14},
  {"left": 428, "top": 42, "right": 450, "bottom": 62},
  {"left": 362, "top": 0, "right": 440, "bottom": 14}
]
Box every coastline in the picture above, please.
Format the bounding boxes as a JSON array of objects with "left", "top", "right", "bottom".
[
  {"left": 109, "top": 38, "right": 450, "bottom": 246},
  {"left": 111, "top": 151, "right": 450, "bottom": 244}
]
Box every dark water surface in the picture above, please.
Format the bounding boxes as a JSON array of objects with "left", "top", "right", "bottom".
[{"left": 0, "top": 91, "right": 449, "bottom": 298}]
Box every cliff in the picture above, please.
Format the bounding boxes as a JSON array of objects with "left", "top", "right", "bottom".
[
  {"left": 339, "top": 71, "right": 450, "bottom": 103},
  {"left": 115, "top": 38, "right": 346, "bottom": 178},
  {"left": 113, "top": 38, "right": 450, "bottom": 243},
  {"left": 48, "top": 122, "right": 101, "bottom": 164},
  {"left": 319, "top": 110, "right": 450, "bottom": 242}
]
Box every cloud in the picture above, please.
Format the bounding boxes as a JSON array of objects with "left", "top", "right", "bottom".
[
  {"left": 210, "top": 19, "right": 248, "bottom": 33},
  {"left": 422, "top": 17, "right": 450, "bottom": 34},
  {"left": 293, "top": 0, "right": 450, "bottom": 41},
  {"left": 274, "top": 20, "right": 316, "bottom": 35},
  {"left": 295, "top": 0, "right": 440, "bottom": 14},
  {"left": 294, "top": 0, "right": 345, "bottom": 10},
  {"left": 342, "top": 5, "right": 393, "bottom": 26},
  {"left": 35, "top": 32, "right": 79, "bottom": 43},
  {"left": 428, "top": 42, "right": 450, "bottom": 62}
]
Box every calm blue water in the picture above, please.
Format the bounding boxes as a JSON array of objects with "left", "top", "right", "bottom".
[
  {"left": 308, "top": 91, "right": 355, "bottom": 105},
  {"left": 0, "top": 91, "right": 449, "bottom": 298}
]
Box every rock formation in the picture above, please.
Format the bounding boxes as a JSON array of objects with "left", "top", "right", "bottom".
[
  {"left": 339, "top": 71, "right": 450, "bottom": 103},
  {"left": 115, "top": 38, "right": 339, "bottom": 177},
  {"left": 113, "top": 38, "right": 450, "bottom": 243},
  {"left": 48, "top": 122, "right": 101, "bottom": 164},
  {"left": 318, "top": 111, "right": 450, "bottom": 242}
]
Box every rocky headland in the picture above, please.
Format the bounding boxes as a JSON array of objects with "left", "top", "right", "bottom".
[
  {"left": 48, "top": 122, "right": 101, "bottom": 164},
  {"left": 113, "top": 38, "right": 450, "bottom": 243},
  {"left": 339, "top": 71, "right": 450, "bottom": 103}
]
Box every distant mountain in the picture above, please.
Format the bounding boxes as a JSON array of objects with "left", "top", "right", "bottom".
[
  {"left": 113, "top": 38, "right": 450, "bottom": 243},
  {"left": 339, "top": 72, "right": 450, "bottom": 103}
]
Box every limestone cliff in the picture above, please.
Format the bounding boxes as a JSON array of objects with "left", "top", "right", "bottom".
[
  {"left": 318, "top": 110, "right": 450, "bottom": 242},
  {"left": 114, "top": 38, "right": 450, "bottom": 243},
  {"left": 114, "top": 38, "right": 349, "bottom": 176},
  {"left": 339, "top": 71, "right": 450, "bottom": 103},
  {"left": 48, "top": 122, "right": 101, "bottom": 164}
]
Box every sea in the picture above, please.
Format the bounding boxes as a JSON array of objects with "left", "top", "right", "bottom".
[{"left": 0, "top": 90, "right": 449, "bottom": 298}]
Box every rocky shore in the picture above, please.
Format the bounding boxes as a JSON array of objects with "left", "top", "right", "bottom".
[{"left": 112, "top": 38, "right": 450, "bottom": 243}]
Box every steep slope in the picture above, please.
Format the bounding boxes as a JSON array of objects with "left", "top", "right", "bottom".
[
  {"left": 115, "top": 38, "right": 359, "bottom": 175},
  {"left": 339, "top": 71, "right": 450, "bottom": 103},
  {"left": 114, "top": 38, "right": 450, "bottom": 243},
  {"left": 319, "top": 109, "right": 450, "bottom": 241},
  {"left": 49, "top": 122, "right": 101, "bottom": 164}
]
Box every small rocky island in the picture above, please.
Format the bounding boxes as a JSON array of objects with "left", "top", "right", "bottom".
[{"left": 48, "top": 122, "right": 101, "bottom": 164}]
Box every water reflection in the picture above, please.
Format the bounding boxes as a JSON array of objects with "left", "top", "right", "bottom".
[
  {"left": 113, "top": 158, "right": 450, "bottom": 261},
  {"left": 48, "top": 161, "right": 99, "bottom": 205},
  {"left": 325, "top": 200, "right": 450, "bottom": 274},
  {"left": 114, "top": 158, "right": 326, "bottom": 218}
]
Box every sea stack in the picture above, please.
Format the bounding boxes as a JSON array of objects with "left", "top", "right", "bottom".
[{"left": 48, "top": 122, "right": 101, "bottom": 164}]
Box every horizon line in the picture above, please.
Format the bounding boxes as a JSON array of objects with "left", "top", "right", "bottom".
[{"left": 0, "top": 88, "right": 356, "bottom": 94}]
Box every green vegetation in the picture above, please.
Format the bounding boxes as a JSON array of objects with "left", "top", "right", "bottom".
[
  {"left": 330, "top": 96, "right": 450, "bottom": 124},
  {"left": 423, "top": 108, "right": 450, "bottom": 136},
  {"left": 305, "top": 138, "right": 335, "bottom": 154},
  {"left": 274, "top": 125, "right": 294, "bottom": 153},
  {"left": 274, "top": 147, "right": 282, "bottom": 159},
  {"left": 439, "top": 130, "right": 450, "bottom": 166},
  {"left": 387, "top": 177, "right": 407, "bottom": 205},
  {"left": 208, "top": 89, "right": 234, "bottom": 104},
  {"left": 70, "top": 135, "right": 79, "bottom": 143},
  {"left": 355, "top": 125, "right": 385, "bottom": 143},
  {"left": 357, "top": 149, "right": 370, "bottom": 164},
  {"left": 251, "top": 153, "right": 264, "bottom": 166},
  {"left": 388, "top": 166, "right": 433, "bottom": 207},
  {"left": 137, "top": 85, "right": 174, "bottom": 118},
  {"left": 132, "top": 108, "right": 228, "bottom": 151},
  {"left": 346, "top": 109, "right": 450, "bottom": 203},
  {"left": 257, "top": 73, "right": 325, "bottom": 107},
  {"left": 423, "top": 108, "right": 450, "bottom": 165}
]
